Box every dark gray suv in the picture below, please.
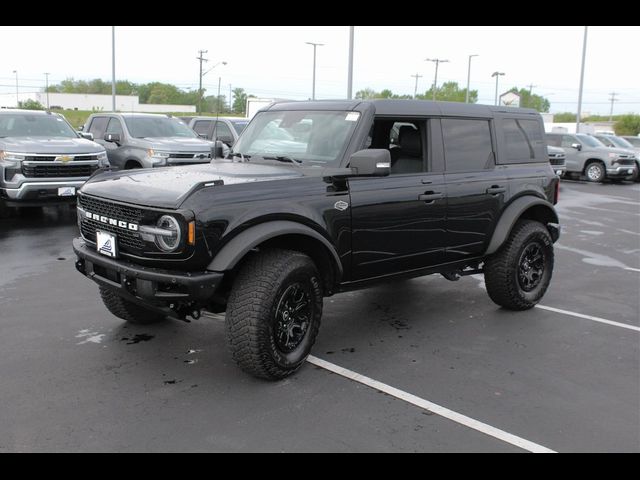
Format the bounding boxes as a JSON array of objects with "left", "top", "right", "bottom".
[{"left": 83, "top": 113, "right": 216, "bottom": 170}]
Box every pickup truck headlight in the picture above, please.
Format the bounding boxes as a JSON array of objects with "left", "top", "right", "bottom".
[
  {"left": 97, "top": 151, "right": 110, "bottom": 168},
  {"left": 0, "top": 151, "right": 25, "bottom": 163},
  {"left": 147, "top": 149, "right": 170, "bottom": 166},
  {"left": 0, "top": 151, "right": 24, "bottom": 181},
  {"left": 154, "top": 215, "right": 181, "bottom": 252}
]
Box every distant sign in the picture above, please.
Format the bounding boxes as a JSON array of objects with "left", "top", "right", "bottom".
[{"left": 499, "top": 91, "right": 521, "bottom": 107}]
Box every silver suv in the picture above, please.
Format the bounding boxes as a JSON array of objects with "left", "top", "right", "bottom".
[
  {"left": 546, "top": 132, "right": 637, "bottom": 182},
  {"left": 83, "top": 113, "right": 215, "bottom": 170},
  {"left": 0, "top": 109, "right": 108, "bottom": 216}
]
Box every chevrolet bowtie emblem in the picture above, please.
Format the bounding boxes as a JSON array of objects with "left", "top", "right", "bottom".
[{"left": 55, "top": 155, "right": 74, "bottom": 163}]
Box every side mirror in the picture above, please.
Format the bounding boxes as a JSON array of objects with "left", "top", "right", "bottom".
[
  {"left": 197, "top": 133, "right": 208, "bottom": 139},
  {"left": 571, "top": 143, "right": 582, "bottom": 151},
  {"left": 78, "top": 131, "right": 94, "bottom": 141},
  {"left": 349, "top": 149, "right": 391, "bottom": 176},
  {"left": 217, "top": 135, "right": 234, "bottom": 146},
  {"left": 213, "top": 140, "right": 225, "bottom": 159},
  {"left": 78, "top": 125, "right": 84, "bottom": 131},
  {"left": 105, "top": 133, "right": 121, "bottom": 145}
]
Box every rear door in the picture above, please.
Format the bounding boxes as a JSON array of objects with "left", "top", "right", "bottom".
[
  {"left": 440, "top": 117, "right": 507, "bottom": 261},
  {"left": 349, "top": 118, "right": 447, "bottom": 280}
]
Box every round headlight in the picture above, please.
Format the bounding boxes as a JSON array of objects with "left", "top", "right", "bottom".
[{"left": 155, "top": 215, "right": 181, "bottom": 252}]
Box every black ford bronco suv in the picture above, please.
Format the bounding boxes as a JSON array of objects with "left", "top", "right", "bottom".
[{"left": 73, "top": 100, "right": 560, "bottom": 380}]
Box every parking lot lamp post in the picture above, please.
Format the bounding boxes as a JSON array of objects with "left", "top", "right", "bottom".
[
  {"left": 44, "top": 73, "right": 50, "bottom": 109},
  {"left": 425, "top": 58, "right": 449, "bottom": 101},
  {"left": 576, "top": 26, "right": 588, "bottom": 133},
  {"left": 492, "top": 71, "right": 505, "bottom": 105},
  {"left": 466, "top": 54, "right": 478, "bottom": 103},
  {"left": 12, "top": 70, "right": 18, "bottom": 107},
  {"left": 306, "top": 42, "right": 324, "bottom": 100},
  {"left": 111, "top": 26, "right": 116, "bottom": 112}
]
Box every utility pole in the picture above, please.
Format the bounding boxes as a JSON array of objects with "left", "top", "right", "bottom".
[
  {"left": 608, "top": 92, "right": 618, "bottom": 122},
  {"left": 347, "top": 26, "right": 354, "bottom": 99},
  {"left": 466, "top": 54, "right": 478, "bottom": 103},
  {"left": 576, "top": 26, "right": 588, "bottom": 134},
  {"left": 425, "top": 58, "right": 449, "bottom": 101},
  {"left": 12, "top": 70, "right": 18, "bottom": 107},
  {"left": 111, "top": 26, "right": 116, "bottom": 111},
  {"left": 44, "top": 72, "right": 50, "bottom": 109},
  {"left": 306, "top": 42, "right": 324, "bottom": 100},
  {"left": 492, "top": 71, "right": 505, "bottom": 105},
  {"left": 410, "top": 73, "right": 423, "bottom": 99},
  {"left": 229, "top": 84, "right": 232, "bottom": 112},
  {"left": 197, "top": 49, "right": 208, "bottom": 115}
]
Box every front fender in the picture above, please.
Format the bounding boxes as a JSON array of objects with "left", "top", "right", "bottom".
[{"left": 485, "top": 196, "right": 559, "bottom": 255}]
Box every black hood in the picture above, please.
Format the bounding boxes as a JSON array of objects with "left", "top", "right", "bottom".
[{"left": 80, "top": 161, "right": 324, "bottom": 209}]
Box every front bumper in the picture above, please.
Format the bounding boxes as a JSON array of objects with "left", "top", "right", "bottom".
[
  {"left": 1, "top": 180, "right": 87, "bottom": 205},
  {"left": 607, "top": 165, "right": 637, "bottom": 177},
  {"left": 73, "top": 238, "right": 223, "bottom": 307}
]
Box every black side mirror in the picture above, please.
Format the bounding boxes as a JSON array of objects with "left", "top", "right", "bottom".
[
  {"left": 218, "top": 135, "right": 234, "bottom": 146},
  {"left": 105, "top": 133, "right": 121, "bottom": 145},
  {"left": 78, "top": 125, "right": 84, "bottom": 131},
  {"left": 349, "top": 149, "right": 391, "bottom": 176},
  {"left": 197, "top": 133, "right": 207, "bottom": 139},
  {"left": 78, "top": 131, "right": 94, "bottom": 141},
  {"left": 213, "top": 140, "right": 225, "bottom": 159},
  {"left": 571, "top": 143, "right": 582, "bottom": 151}
]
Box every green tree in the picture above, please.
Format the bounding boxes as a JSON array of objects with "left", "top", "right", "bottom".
[
  {"left": 232, "top": 88, "right": 248, "bottom": 114},
  {"left": 419, "top": 81, "right": 477, "bottom": 103},
  {"left": 507, "top": 87, "right": 550, "bottom": 112},
  {"left": 614, "top": 114, "right": 640, "bottom": 136},
  {"left": 355, "top": 88, "right": 378, "bottom": 99},
  {"left": 18, "top": 99, "right": 45, "bottom": 110}
]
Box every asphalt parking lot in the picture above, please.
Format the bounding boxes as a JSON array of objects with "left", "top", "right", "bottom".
[{"left": 1, "top": 180, "right": 638, "bottom": 452}]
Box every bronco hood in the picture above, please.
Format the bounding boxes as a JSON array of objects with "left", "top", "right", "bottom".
[{"left": 80, "top": 161, "right": 307, "bottom": 209}]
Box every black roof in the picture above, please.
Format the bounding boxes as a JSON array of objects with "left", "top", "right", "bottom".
[{"left": 266, "top": 99, "right": 540, "bottom": 117}]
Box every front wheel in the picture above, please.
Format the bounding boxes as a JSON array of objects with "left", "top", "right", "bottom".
[
  {"left": 585, "top": 161, "right": 606, "bottom": 183},
  {"left": 225, "top": 249, "right": 323, "bottom": 380},
  {"left": 484, "top": 220, "right": 554, "bottom": 311}
]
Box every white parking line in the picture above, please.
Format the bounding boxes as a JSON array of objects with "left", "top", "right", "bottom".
[
  {"left": 536, "top": 305, "right": 640, "bottom": 332},
  {"left": 307, "top": 355, "right": 556, "bottom": 453}
]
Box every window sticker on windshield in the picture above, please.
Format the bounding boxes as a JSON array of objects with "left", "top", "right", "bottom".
[{"left": 345, "top": 112, "right": 360, "bottom": 122}]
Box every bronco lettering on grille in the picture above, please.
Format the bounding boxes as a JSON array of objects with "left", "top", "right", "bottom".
[{"left": 86, "top": 211, "right": 139, "bottom": 231}]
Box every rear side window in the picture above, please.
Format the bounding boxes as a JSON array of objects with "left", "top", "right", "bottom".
[
  {"left": 442, "top": 118, "right": 493, "bottom": 172},
  {"left": 88, "top": 117, "right": 109, "bottom": 139},
  {"left": 503, "top": 118, "right": 545, "bottom": 163}
]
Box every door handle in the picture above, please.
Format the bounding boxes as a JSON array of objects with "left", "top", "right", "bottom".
[
  {"left": 486, "top": 186, "right": 506, "bottom": 195},
  {"left": 419, "top": 191, "right": 444, "bottom": 203}
]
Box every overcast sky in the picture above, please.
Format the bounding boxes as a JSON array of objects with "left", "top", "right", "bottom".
[{"left": 0, "top": 26, "right": 637, "bottom": 115}]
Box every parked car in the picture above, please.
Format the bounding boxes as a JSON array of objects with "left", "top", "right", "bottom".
[
  {"left": 82, "top": 113, "right": 215, "bottom": 170},
  {"left": 547, "top": 145, "right": 566, "bottom": 177},
  {"left": 184, "top": 116, "right": 249, "bottom": 147},
  {"left": 73, "top": 100, "right": 560, "bottom": 380},
  {"left": 0, "top": 109, "right": 108, "bottom": 217},
  {"left": 592, "top": 134, "right": 640, "bottom": 182},
  {"left": 621, "top": 136, "right": 640, "bottom": 148},
  {"left": 546, "top": 132, "right": 637, "bottom": 182}
]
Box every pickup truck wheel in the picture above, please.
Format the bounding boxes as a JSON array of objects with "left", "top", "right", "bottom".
[
  {"left": 632, "top": 163, "right": 640, "bottom": 182},
  {"left": 99, "top": 287, "right": 167, "bottom": 325},
  {"left": 584, "top": 161, "right": 606, "bottom": 183},
  {"left": 226, "top": 249, "right": 323, "bottom": 380},
  {"left": 0, "top": 199, "right": 12, "bottom": 219},
  {"left": 484, "top": 220, "right": 554, "bottom": 311}
]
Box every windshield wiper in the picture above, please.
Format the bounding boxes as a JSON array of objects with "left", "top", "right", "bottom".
[
  {"left": 228, "top": 152, "right": 251, "bottom": 162},
  {"left": 261, "top": 154, "right": 303, "bottom": 167}
]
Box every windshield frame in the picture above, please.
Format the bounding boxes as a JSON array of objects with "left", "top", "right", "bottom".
[
  {"left": 231, "top": 110, "right": 361, "bottom": 167},
  {"left": 0, "top": 112, "right": 79, "bottom": 139},
  {"left": 123, "top": 116, "right": 199, "bottom": 139}
]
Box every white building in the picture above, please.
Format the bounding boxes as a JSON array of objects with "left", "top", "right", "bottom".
[{"left": 0, "top": 91, "right": 195, "bottom": 113}]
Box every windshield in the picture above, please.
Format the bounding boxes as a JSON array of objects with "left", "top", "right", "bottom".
[
  {"left": 232, "top": 110, "right": 360, "bottom": 166},
  {"left": 608, "top": 136, "right": 634, "bottom": 149},
  {"left": 624, "top": 136, "right": 640, "bottom": 147},
  {"left": 124, "top": 116, "right": 198, "bottom": 139},
  {"left": 0, "top": 113, "right": 78, "bottom": 138},
  {"left": 576, "top": 134, "right": 604, "bottom": 148},
  {"left": 230, "top": 120, "right": 249, "bottom": 135}
]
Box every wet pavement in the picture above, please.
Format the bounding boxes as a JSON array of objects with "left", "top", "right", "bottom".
[{"left": 0, "top": 180, "right": 638, "bottom": 452}]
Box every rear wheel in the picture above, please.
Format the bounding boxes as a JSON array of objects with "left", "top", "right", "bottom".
[
  {"left": 484, "top": 220, "right": 554, "bottom": 311},
  {"left": 584, "top": 161, "right": 606, "bottom": 183},
  {"left": 225, "top": 249, "right": 323, "bottom": 380},
  {"left": 99, "top": 287, "right": 167, "bottom": 325},
  {"left": 632, "top": 163, "right": 640, "bottom": 182}
]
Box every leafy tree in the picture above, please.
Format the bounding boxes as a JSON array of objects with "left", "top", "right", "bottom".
[
  {"left": 18, "top": 99, "right": 45, "bottom": 110},
  {"left": 507, "top": 87, "right": 550, "bottom": 112},
  {"left": 419, "top": 82, "right": 477, "bottom": 103},
  {"left": 232, "top": 88, "right": 248, "bottom": 114},
  {"left": 614, "top": 114, "right": 640, "bottom": 136},
  {"left": 355, "top": 88, "right": 378, "bottom": 100}
]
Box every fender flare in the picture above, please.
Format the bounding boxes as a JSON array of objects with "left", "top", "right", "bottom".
[
  {"left": 207, "top": 220, "right": 343, "bottom": 277},
  {"left": 485, "top": 196, "right": 559, "bottom": 255}
]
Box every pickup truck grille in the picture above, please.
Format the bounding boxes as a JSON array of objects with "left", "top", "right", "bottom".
[
  {"left": 22, "top": 164, "right": 99, "bottom": 178},
  {"left": 549, "top": 158, "right": 565, "bottom": 166},
  {"left": 24, "top": 154, "right": 99, "bottom": 162},
  {"left": 78, "top": 195, "right": 145, "bottom": 251},
  {"left": 616, "top": 159, "right": 636, "bottom": 166},
  {"left": 169, "top": 152, "right": 211, "bottom": 159}
]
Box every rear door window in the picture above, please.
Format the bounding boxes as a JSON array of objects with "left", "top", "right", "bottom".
[
  {"left": 193, "top": 120, "right": 213, "bottom": 137},
  {"left": 442, "top": 118, "right": 494, "bottom": 172},
  {"left": 88, "top": 117, "right": 109, "bottom": 139},
  {"left": 502, "top": 118, "right": 545, "bottom": 163}
]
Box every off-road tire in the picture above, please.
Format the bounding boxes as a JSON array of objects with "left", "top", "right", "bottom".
[
  {"left": 99, "top": 286, "right": 167, "bottom": 325},
  {"left": 226, "top": 249, "right": 323, "bottom": 380},
  {"left": 484, "top": 220, "right": 554, "bottom": 311},
  {"left": 584, "top": 161, "right": 606, "bottom": 183}
]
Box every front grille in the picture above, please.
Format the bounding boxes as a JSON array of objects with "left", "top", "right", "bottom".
[
  {"left": 79, "top": 195, "right": 145, "bottom": 251},
  {"left": 549, "top": 158, "right": 565, "bottom": 166},
  {"left": 168, "top": 152, "right": 211, "bottom": 159},
  {"left": 24, "top": 154, "right": 99, "bottom": 162},
  {"left": 616, "top": 159, "right": 636, "bottom": 166},
  {"left": 22, "top": 164, "right": 99, "bottom": 178}
]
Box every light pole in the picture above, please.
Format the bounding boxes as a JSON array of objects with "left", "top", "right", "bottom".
[
  {"left": 576, "top": 26, "right": 588, "bottom": 133},
  {"left": 200, "top": 59, "right": 227, "bottom": 114},
  {"left": 425, "top": 58, "right": 449, "bottom": 101},
  {"left": 12, "top": 70, "right": 18, "bottom": 107},
  {"left": 306, "top": 42, "right": 324, "bottom": 100},
  {"left": 347, "top": 26, "right": 354, "bottom": 99},
  {"left": 491, "top": 71, "right": 505, "bottom": 105},
  {"left": 44, "top": 72, "right": 50, "bottom": 109},
  {"left": 111, "top": 26, "right": 116, "bottom": 111},
  {"left": 465, "top": 54, "right": 478, "bottom": 103},
  {"left": 229, "top": 83, "right": 232, "bottom": 111}
]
